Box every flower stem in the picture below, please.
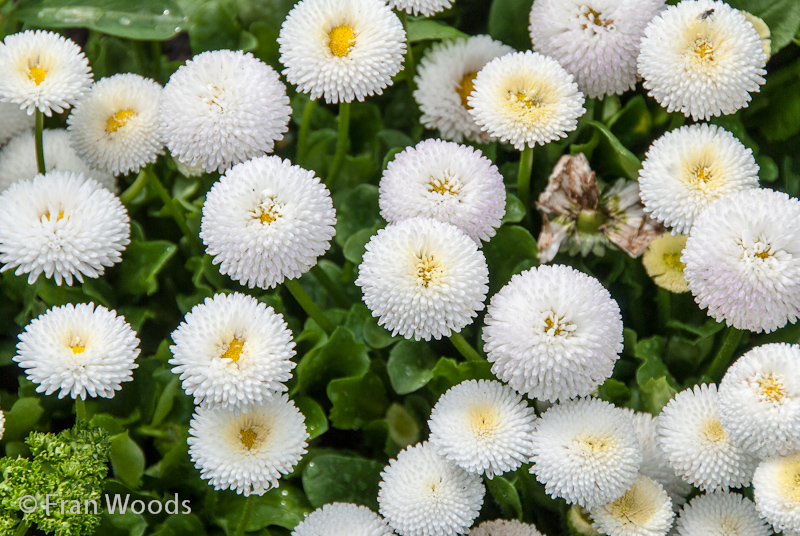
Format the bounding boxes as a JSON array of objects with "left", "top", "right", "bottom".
[
  {"left": 119, "top": 168, "right": 150, "bottom": 205},
  {"left": 146, "top": 167, "right": 201, "bottom": 251},
  {"left": 233, "top": 494, "right": 255, "bottom": 536},
  {"left": 14, "top": 520, "right": 30, "bottom": 536},
  {"left": 75, "top": 397, "right": 86, "bottom": 423},
  {"left": 450, "top": 332, "right": 482, "bottom": 362},
  {"left": 327, "top": 101, "right": 350, "bottom": 186},
  {"left": 705, "top": 327, "right": 744, "bottom": 381},
  {"left": 297, "top": 98, "right": 317, "bottom": 166},
  {"left": 657, "top": 288, "right": 671, "bottom": 329},
  {"left": 35, "top": 110, "right": 46, "bottom": 175},
  {"left": 517, "top": 146, "right": 534, "bottom": 211},
  {"left": 284, "top": 278, "right": 335, "bottom": 335},
  {"left": 311, "top": 264, "right": 351, "bottom": 306}
]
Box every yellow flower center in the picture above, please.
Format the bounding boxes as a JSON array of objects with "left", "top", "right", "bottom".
[
  {"left": 239, "top": 428, "right": 258, "bottom": 450},
  {"left": 220, "top": 337, "right": 244, "bottom": 362},
  {"left": 68, "top": 335, "right": 86, "bottom": 354},
  {"left": 106, "top": 110, "right": 136, "bottom": 133},
  {"left": 457, "top": 72, "right": 478, "bottom": 110},
  {"left": 755, "top": 250, "right": 771, "bottom": 259},
  {"left": 71, "top": 344, "right": 86, "bottom": 354},
  {"left": 576, "top": 435, "right": 613, "bottom": 457},
  {"left": 414, "top": 252, "right": 443, "bottom": 288},
  {"left": 28, "top": 66, "right": 47, "bottom": 85},
  {"left": 468, "top": 405, "right": 499, "bottom": 439},
  {"left": 44, "top": 210, "right": 66, "bottom": 222},
  {"left": 692, "top": 165, "right": 712, "bottom": 183},
  {"left": 693, "top": 38, "right": 714, "bottom": 60},
  {"left": 701, "top": 418, "right": 727, "bottom": 443},
  {"left": 516, "top": 92, "right": 542, "bottom": 109},
  {"left": 428, "top": 175, "right": 460, "bottom": 197},
  {"left": 581, "top": 6, "right": 612, "bottom": 29},
  {"left": 543, "top": 311, "right": 573, "bottom": 337},
  {"left": 607, "top": 478, "right": 659, "bottom": 526},
  {"left": 662, "top": 252, "right": 685, "bottom": 272},
  {"left": 329, "top": 25, "right": 356, "bottom": 57},
  {"left": 504, "top": 78, "right": 556, "bottom": 125},
  {"left": 757, "top": 374, "right": 786, "bottom": 404},
  {"left": 255, "top": 198, "right": 281, "bottom": 225}
]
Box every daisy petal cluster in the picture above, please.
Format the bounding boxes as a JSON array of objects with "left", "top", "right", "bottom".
[
  {"left": 169, "top": 292, "right": 296, "bottom": 413},
  {"left": 0, "top": 101, "right": 33, "bottom": 145},
  {"left": 428, "top": 380, "right": 536, "bottom": 478},
  {"left": 200, "top": 155, "right": 336, "bottom": 289},
  {"left": 0, "top": 171, "right": 129, "bottom": 285},
  {"left": 529, "top": 0, "right": 666, "bottom": 99},
  {"left": 378, "top": 441, "right": 485, "bottom": 536},
  {"left": 291, "top": 503, "right": 394, "bottom": 536},
  {"left": 752, "top": 452, "right": 800, "bottom": 535},
  {"left": 683, "top": 188, "right": 800, "bottom": 333},
  {"left": 14, "top": 303, "right": 140, "bottom": 400},
  {"left": 675, "top": 491, "right": 770, "bottom": 536},
  {"left": 469, "top": 519, "right": 544, "bottom": 536},
  {"left": 530, "top": 397, "right": 642, "bottom": 509},
  {"left": 279, "top": 0, "right": 406, "bottom": 104},
  {"left": 637, "top": 0, "right": 767, "bottom": 120},
  {"left": 590, "top": 475, "right": 675, "bottom": 536},
  {"left": 468, "top": 50, "right": 585, "bottom": 150},
  {"left": 483, "top": 264, "right": 623, "bottom": 402},
  {"left": 159, "top": 50, "right": 291, "bottom": 173},
  {"left": 638, "top": 123, "right": 759, "bottom": 235},
  {"left": 379, "top": 139, "right": 506, "bottom": 244},
  {"left": 0, "top": 30, "right": 93, "bottom": 116},
  {"left": 187, "top": 396, "right": 308, "bottom": 496},
  {"left": 387, "top": 0, "right": 452, "bottom": 17},
  {"left": 67, "top": 73, "right": 163, "bottom": 176},
  {"left": 414, "top": 35, "right": 512, "bottom": 143},
  {"left": 356, "top": 217, "right": 489, "bottom": 341}
]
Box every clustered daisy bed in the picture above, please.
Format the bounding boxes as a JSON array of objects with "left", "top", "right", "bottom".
[{"left": 0, "top": 1, "right": 799, "bottom": 536}]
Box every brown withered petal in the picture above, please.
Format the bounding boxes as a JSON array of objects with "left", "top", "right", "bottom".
[
  {"left": 601, "top": 180, "right": 664, "bottom": 258},
  {"left": 536, "top": 153, "right": 599, "bottom": 216}
]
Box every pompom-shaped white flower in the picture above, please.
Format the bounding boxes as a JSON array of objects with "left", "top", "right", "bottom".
[
  {"left": 378, "top": 441, "right": 485, "bottom": 536},
  {"left": 718, "top": 343, "right": 800, "bottom": 458},
  {"left": 169, "top": 292, "right": 296, "bottom": 413},
  {"left": 638, "top": 124, "right": 759, "bottom": 235},
  {"left": 0, "top": 102, "right": 33, "bottom": 145},
  {"left": 0, "top": 129, "right": 116, "bottom": 193},
  {"left": 160, "top": 50, "right": 291, "bottom": 173},
  {"left": 386, "top": 0, "right": 452, "bottom": 17},
  {"left": 590, "top": 475, "right": 675, "bottom": 536},
  {"left": 292, "top": 503, "right": 394, "bottom": 536},
  {"left": 0, "top": 409, "right": 4, "bottom": 441},
  {"left": 356, "top": 217, "right": 488, "bottom": 341},
  {"left": 674, "top": 491, "right": 770, "bottom": 536},
  {"left": 0, "top": 171, "right": 129, "bottom": 285},
  {"left": 13, "top": 303, "right": 140, "bottom": 400},
  {"left": 469, "top": 519, "right": 544, "bottom": 536},
  {"left": 429, "top": 380, "right": 536, "bottom": 478},
  {"left": 379, "top": 139, "right": 506, "bottom": 244},
  {"left": 656, "top": 384, "right": 759, "bottom": 492},
  {"left": 188, "top": 396, "right": 308, "bottom": 496},
  {"left": 200, "top": 155, "right": 336, "bottom": 289},
  {"left": 483, "top": 264, "right": 623, "bottom": 402},
  {"left": 468, "top": 50, "right": 585, "bottom": 150},
  {"left": 529, "top": 0, "right": 666, "bottom": 99},
  {"left": 752, "top": 452, "right": 800, "bottom": 535},
  {"left": 67, "top": 73, "right": 163, "bottom": 176},
  {"left": 638, "top": 0, "right": 767, "bottom": 120},
  {"left": 279, "top": 0, "right": 406, "bottom": 104},
  {"left": 414, "top": 35, "right": 512, "bottom": 143},
  {"left": 530, "top": 397, "right": 642, "bottom": 509},
  {"left": 682, "top": 188, "right": 800, "bottom": 333},
  {"left": 0, "top": 30, "right": 92, "bottom": 116}
]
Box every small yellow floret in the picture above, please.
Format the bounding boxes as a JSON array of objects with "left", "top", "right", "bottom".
[
  {"left": 413, "top": 251, "right": 444, "bottom": 288},
  {"left": 239, "top": 428, "right": 258, "bottom": 450},
  {"left": 468, "top": 405, "right": 499, "bottom": 438},
  {"left": 106, "top": 110, "right": 136, "bottom": 133},
  {"left": 457, "top": 72, "right": 478, "bottom": 110},
  {"left": 220, "top": 337, "right": 244, "bottom": 362},
  {"left": 701, "top": 418, "right": 727, "bottom": 444},
  {"left": 28, "top": 66, "right": 47, "bottom": 85},
  {"left": 757, "top": 374, "right": 786, "bottom": 404},
  {"left": 642, "top": 234, "right": 689, "bottom": 293},
  {"left": 329, "top": 25, "right": 356, "bottom": 58}
]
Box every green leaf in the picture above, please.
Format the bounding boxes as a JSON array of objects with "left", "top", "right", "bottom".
[
  {"left": 213, "top": 484, "right": 311, "bottom": 532},
  {"left": 427, "top": 357, "right": 495, "bottom": 398},
  {"left": 327, "top": 372, "right": 388, "bottom": 430},
  {"left": 2, "top": 397, "right": 43, "bottom": 442},
  {"left": 118, "top": 239, "right": 177, "bottom": 296},
  {"left": 334, "top": 184, "right": 382, "bottom": 247},
  {"left": 745, "top": 58, "right": 800, "bottom": 141},
  {"left": 186, "top": 0, "right": 241, "bottom": 53},
  {"left": 640, "top": 377, "right": 678, "bottom": 415},
  {"left": 343, "top": 225, "right": 380, "bottom": 265},
  {"left": 15, "top": 0, "right": 187, "bottom": 41},
  {"left": 295, "top": 326, "right": 371, "bottom": 395},
  {"left": 386, "top": 340, "right": 437, "bottom": 395},
  {"left": 109, "top": 431, "right": 146, "bottom": 489},
  {"left": 756, "top": 154, "right": 779, "bottom": 183},
  {"left": 385, "top": 403, "right": 420, "bottom": 448},
  {"left": 152, "top": 514, "right": 207, "bottom": 536},
  {"left": 585, "top": 121, "right": 642, "bottom": 180},
  {"left": 727, "top": 0, "right": 800, "bottom": 52},
  {"left": 488, "top": 0, "right": 534, "bottom": 50},
  {"left": 98, "top": 510, "right": 148, "bottom": 536},
  {"left": 597, "top": 378, "right": 631, "bottom": 407},
  {"left": 485, "top": 475, "right": 523, "bottom": 520},
  {"left": 483, "top": 225, "right": 538, "bottom": 295},
  {"left": 88, "top": 413, "right": 125, "bottom": 436},
  {"left": 406, "top": 20, "right": 468, "bottom": 42},
  {"left": 151, "top": 376, "right": 181, "bottom": 427},
  {"left": 363, "top": 313, "right": 397, "bottom": 349},
  {"left": 302, "top": 454, "right": 384, "bottom": 510},
  {"left": 501, "top": 193, "right": 526, "bottom": 224},
  {"left": 294, "top": 396, "right": 329, "bottom": 440}
]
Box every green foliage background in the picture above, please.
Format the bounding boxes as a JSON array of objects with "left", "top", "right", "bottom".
[{"left": 0, "top": 0, "right": 799, "bottom": 534}]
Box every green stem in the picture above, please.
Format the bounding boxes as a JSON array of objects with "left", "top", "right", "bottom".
[
  {"left": 146, "top": 167, "right": 201, "bottom": 250},
  {"left": 327, "top": 101, "right": 350, "bottom": 186},
  {"left": 75, "top": 397, "right": 86, "bottom": 423},
  {"left": 284, "top": 278, "right": 335, "bottom": 335},
  {"left": 150, "top": 41, "right": 164, "bottom": 83},
  {"left": 35, "top": 110, "right": 46, "bottom": 175},
  {"left": 136, "top": 426, "right": 169, "bottom": 438},
  {"left": 593, "top": 97, "right": 605, "bottom": 122},
  {"left": 233, "top": 494, "right": 255, "bottom": 536},
  {"left": 517, "top": 146, "right": 534, "bottom": 210},
  {"left": 14, "top": 520, "right": 30, "bottom": 536},
  {"left": 450, "top": 332, "right": 482, "bottom": 362},
  {"left": 311, "top": 264, "right": 350, "bottom": 306},
  {"left": 657, "top": 288, "right": 671, "bottom": 330},
  {"left": 119, "top": 168, "right": 150, "bottom": 205},
  {"left": 705, "top": 327, "right": 744, "bottom": 381},
  {"left": 297, "top": 98, "right": 317, "bottom": 166}
]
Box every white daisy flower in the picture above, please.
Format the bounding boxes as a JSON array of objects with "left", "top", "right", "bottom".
[
  {"left": 379, "top": 139, "right": 506, "bottom": 244},
  {"left": 188, "top": 396, "right": 308, "bottom": 496},
  {"left": 483, "top": 264, "right": 623, "bottom": 402},
  {"left": 656, "top": 384, "right": 759, "bottom": 492},
  {"left": 752, "top": 452, "right": 800, "bottom": 535},
  {"left": 278, "top": 0, "right": 406, "bottom": 104},
  {"left": 468, "top": 50, "right": 585, "bottom": 150},
  {"left": 638, "top": 124, "right": 759, "bottom": 235},
  {"left": 642, "top": 234, "right": 690, "bottom": 294},
  {"left": 355, "top": 217, "right": 489, "bottom": 342},
  {"left": 637, "top": 0, "right": 767, "bottom": 120},
  {"left": 0, "top": 101, "right": 34, "bottom": 145},
  {"left": 67, "top": 73, "right": 163, "bottom": 176},
  {"left": 0, "top": 171, "right": 130, "bottom": 286},
  {"left": 469, "top": 519, "right": 544, "bottom": 536},
  {"left": 0, "top": 129, "right": 116, "bottom": 193},
  {"left": 428, "top": 379, "right": 536, "bottom": 478},
  {"left": 159, "top": 50, "right": 291, "bottom": 173},
  {"left": 590, "top": 475, "right": 675, "bottom": 536},
  {"left": 530, "top": 397, "right": 642, "bottom": 509},
  {"left": 378, "top": 441, "right": 485, "bottom": 536},
  {"left": 414, "top": 36, "right": 512, "bottom": 143},
  {"left": 13, "top": 303, "right": 140, "bottom": 400},
  {"left": 0, "top": 30, "right": 92, "bottom": 116},
  {"left": 674, "top": 491, "right": 770, "bottom": 536},
  {"left": 291, "top": 503, "right": 394, "bottom": 536},
  {"left": 682, "top": 188, "right": 800, "bottom": 333},
  {"left": 386, "top": 0, "right": 452, "bottom": 17},
  {"left": 200, "top": 155, "right": 336, "bottom": 290},
  {"left": 169, "top": 292, "right": 296, "bottom": 413},
  {"left": 529, "top": 0, "right": 666, "bottom": 99}
]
